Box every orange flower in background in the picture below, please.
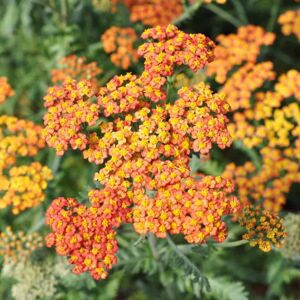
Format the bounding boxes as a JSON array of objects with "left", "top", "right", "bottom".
[
  {"left": 0, "top": 77, "right": 15, "bottom": 104},
  {"left": 0, "top": 227, "right": 43, "bottom": 264},
  {"left": 114, "top": 0, "right": 183, "bottom": 26},
  {"left": 207, "top": 25, "right": 275, "bottom": 83},
  {"left": 223, "top": 151, "right": 300, "bottom": 213},
  {"left": 278, "top": 10, "right": 300, "bottom": 41},
  {"left": 0, "top": 110, "right": 52, "bottom": 214},
  {"left": 101, "top": 27, "right": 138, "bottom": 70},
  {"left": 228, "top": 70, "right": 300, "bottom": 149},
  {"left": 0, "top": 162, "right": 53, "bottom": 214},
  {"left": 275, "top": 69, "right": 300, "bottom": 101},
  {"left": 224, "top": 69, "right": 300, "bottom": 212},
  {"left": 221, "top": 62, "right": 275, "bottom": 111},
  {"left": 240, "top": 206, "right": 286, "bottom": 252},
  {"left": 51, "top": 55, "right": 102, "bottom": 88},
  {"left": 0, "top": 115, "right": 45, "bottom": 170}
]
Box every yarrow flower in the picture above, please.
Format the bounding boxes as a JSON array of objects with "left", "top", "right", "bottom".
[
  {"left": 278, "top": 9, "right": 300, "bottom": 41},
  {"left": 0, "top": 98, "right": 52, "bottom": 214},
  {"left": 0, "top": 227, "right": 43, "bottom": 264},
  {"left": 113, "top": 0, "right": 183, "bottom": 26},
  {"left": 0, "top": 162, "right": 53, "bottom": 214},
  {"left": 51, "top": 55, "right": 102, "bottom": 89},
  {"left": 221, "top": 62, "right": 275, "bottom": 111},
  {"left": 239, "top": 206, "right": 286, "bottom": 252},
  {"left": 0, "top": 76, "right": 15, "bottom": 104},
  {"left": 44, "top": 25, "right": 241, "bottom": 280},
  {"left": 43, "top": 79, "right": 99, "bottom": 155},
  {"left": 0, "top": 115, "right": 45, "bottom": 170},
  {"left": 208, "top": 25, "right": 300, "bottom": 215},
  {"left": 207, "top": 25, "right": 275, "bottom": 83},
  {"left": 101, "top": 27, "right": 138, "bottom": 70},
  {"left": 46, "top": 189, "right": 131, "bottom": 280}
]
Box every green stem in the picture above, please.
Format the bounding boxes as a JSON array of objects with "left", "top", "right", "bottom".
[
  {"left": 51, "top": 154, "right": 62, "bottom": 175},
  {"left": 231, "top": 0, "right": 248, "bottom": 24},
  {"left": 178, "top": 239, "right": 248, "bottom": 251},
  {"left": 166, "top": 234, "right": 210, "bottom": 291},
  {"left": 205, "top": 4, "right": 243, "bottom": 27},
  {"left": 215, "top": 240, "right": 248, "bottom": 248},
  {"left": 233, "top": 141, "right": 261, "bottom": 170},
  {"left": 174, "top": 1, "right": 203, "bottom": 25},
  {"left": 267, "top": 0, "right": 281, "bottom": 32},
  {"left": 148, "top": 234, "right": 176, "bottom": 300}
]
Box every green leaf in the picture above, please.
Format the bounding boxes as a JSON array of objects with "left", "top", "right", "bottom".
[{"left": 207, "top": 277, "right": 249, "bottom": 300}]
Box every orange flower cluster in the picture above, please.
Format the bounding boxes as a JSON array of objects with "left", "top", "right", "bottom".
[
  {"left": 223, "top": 149, "right": 300, "bottom": 212},
  {"left": 240, "top": 206, "right": 286, "bottom": 252},
  {"left": 275, "top": 69, "right": 300, "bottom": 101},
  {"left": 0, "top": 77, "right": 15, "bottom": 104},
  {"left": 114, "top": 0, "right": 183, "bottom": 26},
  {"left": 51, "top": 55, "right": 102, "bottom": 88},
  {"left": 132, "top": 176, "right": 239, "bottom": 243},
  {"left": 228, "top": 70, "right": 300, "bottom": 149},
  {"left": 208, "top": 25, "right": 299, "bottom": 214},
  {"left": 0, "top": 115, "right": 45, "bottom": 169},
  {"left": 0, "top": 227, "right": 43, "bottom": 263},
  {"left": 45, "top": 25, "right": 240, "bottom": 279},
  {"left": 278, "top": 10, "right": 300, "bottom": 41},
  {"left": 43, "top": 79, "right": 99, "bottom": 155},
  {"left": 139, "top": 26, "right": 215, "bottom": 74},
  {"left": 0, "top": 162, "right": 53, "bottom": 214},
  {"left": 207, "top": 25, "right": 275, "bottom": 83},
  {"left": 223, "top": 70, "right": 300, "bottom": 213},
  {"left": 0, "top": 115, "right": 52, "bottom": 213},
  {"left": 221, "top": 62, "right": 275, "bottom": 111},
  {"left": 101, "top": 27, "right": 138, "bottom": 70},
  {"left": 46, "top": 189, "right": 131, "bottom": 280}
]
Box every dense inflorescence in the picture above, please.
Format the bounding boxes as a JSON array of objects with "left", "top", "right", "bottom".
[
  {"left": 278, "top": 9, "right": 300, "bottom": 41},
  {"left": 101, "top": 27, "right": 138, "bottom": 70},
  {"left": 207, "top": 25, "right": 275, "bottom": 83},
  {"left": 0, "top": 162, "right": 53, "bottom": 214},
  {"left": 239, "top": 206, "right": 286, "bottom": 252},
  {"left": 46, "top": 189, "right": 131, "bottom": 280},
  {"left": 44, "top": 25, "right": 241, "bottom": 280},
  {"left": 113, "top": 0, "right": 183, "bottom": 26},
  {"left": 0, "top": 85, "right": 53, "bottom": 214},
  {"left": 43, "top": 79, "right": 99, "bottom": 155},
  {"left": 0, "top": 227, "right": 43, "bottom": 263},
  {"left": 221, "top": 62, "right": 276, "bottom": 111},
  {"left": 207, "top": 25, "right": 300, "bottom": 217},
  {"left": 0, "top": 116, "right": 45, "bottom": 169}
]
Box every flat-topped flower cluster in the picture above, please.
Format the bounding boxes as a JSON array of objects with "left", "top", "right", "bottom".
[{"left": 44, "top": 25, "right": 241, "bottom": 280}]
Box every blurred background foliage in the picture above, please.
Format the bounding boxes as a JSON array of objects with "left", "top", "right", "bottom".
[{"left": 0, "top": 0, "right": 300, "bottom": 299}]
